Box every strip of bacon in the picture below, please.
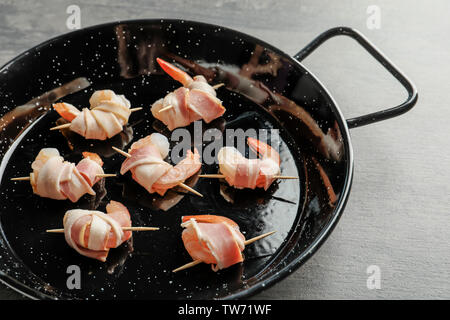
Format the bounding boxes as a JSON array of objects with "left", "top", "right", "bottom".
[
  {"left": 152, "top": 149, "right": 201, "bottom": 196},
  {"left": 30, "top": 148, "right": 104, "bottom": 202},
  {"left": 187, "top": 89, "right": 225, "bottom": 123},
  {"left": 63, "top": 201, "right": 132, "bottom": 262},
  {"left": 217, "top": 138, "right": 281, "bottom": 190},
  {"left": 151, "top": 58, "right": 225, "bottom": 130},
  {"left": 120, "top": 133, "right": 201, "bottom": 195},
  {"left": 180, "top": 215, "right": 245, "bottom": 271},
  {"left": 53, "top": 89, "right": 132, "bottom": 140},
  {"left": 76, "top": 152, "right": 104, "bottom": 186}
]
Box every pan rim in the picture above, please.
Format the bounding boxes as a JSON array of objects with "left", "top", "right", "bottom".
[{"left": 0, "top": 18, "right": 354, "bottom": 300}]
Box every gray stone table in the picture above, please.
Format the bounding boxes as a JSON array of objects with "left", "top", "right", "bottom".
[{"left": 0, "top": 0, "right": 448, "bottom": 299}]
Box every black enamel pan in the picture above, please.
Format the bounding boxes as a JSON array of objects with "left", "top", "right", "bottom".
[{"left": 0, "top": 20, "right": 417, "bottom": 299}]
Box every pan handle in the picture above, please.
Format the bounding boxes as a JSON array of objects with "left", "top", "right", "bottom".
[{"left": 293, "top": 27, "right": 418, "bottom": 128}]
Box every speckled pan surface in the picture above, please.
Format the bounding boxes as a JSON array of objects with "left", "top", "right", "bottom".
[{"left": 0, "top": 19, "right": 353, "bottom": 299}]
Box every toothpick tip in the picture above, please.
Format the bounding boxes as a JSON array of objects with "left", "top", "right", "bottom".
[
  {"left": 11, "top": 177, "right": 30, "bottom": 181},
  {"left": 96, "top": 173, "right": 117, "bottom": 178},
  {"left": 158, "top": 105, "right": 174, "bottom": 113},
  {"left": 212, "top": 83, "right": 225, "bottom": 90},
  {"left": 178, "top": 183, "right": 203, "bottom": 197},
  {"left": 112, "top": 146, "right": 132, "bottom": 158},
  {"left": 50, "top": 123, "right": 71, "bottom": 131},
  {"left": 172, "top": 260, "right": 202, "bottom": 273}
]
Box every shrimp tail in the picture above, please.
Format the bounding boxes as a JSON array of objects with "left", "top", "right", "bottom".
[
  {"left": 247, "top": 137, "right": 280, "bottom": 165},
  {"left": 82, "top": 151, "right": 103, "bottom": 167},
  {"left": 53, "top": 102, "right": 81, "bottom": 122},
  {"left": 157, "top": 58, "right": 193, "bottom": 87}
]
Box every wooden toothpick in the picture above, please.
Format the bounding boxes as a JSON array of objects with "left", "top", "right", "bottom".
[
  {"left": 95, "top": 173, "right": 117, "bottom": 178},
  {"left": 12, "top": 173, "right": 116, "bottom": 181},
  {"left": 172, "top": 260, "right": 202, "bottom": 273},
  {"left": 158, "top": 104, "right": 173, "bottom": 113},
  {"left": 10, "top": 177, "right": 32, "bottom": 181},
  {"left": 244, "top": 231, "right": 276, "bottom": 245},
  {"left": 112, "top": 146, "right": 132, "bottom": 158},
  {"left": 212, "top": 83, "right": 225, "bottom": 90},
  {"left": 46, "top": 226, "right": 159, "bottom": 233},
  {"left": 177, "top": 183, "right": 203, "bottom": 197},
  {"left": 198, "top": 174, "right": 298, "bottom": 180},
  {"left": 50, "top": 123, "right": 71, "bottom": 131}
]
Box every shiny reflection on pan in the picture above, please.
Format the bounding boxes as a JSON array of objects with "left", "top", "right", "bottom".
[
  {"left": 165, "top": 52, "right": 344, "bottom": 162},
  {"left": 0, "top": 77, "right": 90, "bottom": 156}
]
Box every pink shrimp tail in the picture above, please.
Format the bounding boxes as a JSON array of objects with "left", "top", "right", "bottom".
[
  {"left": 156, "top": 58, "right": 193, "bottom": 87},
  {"left": 53, "top": 102, "right": 80, "bottom": 122},
  {"left": 247, "top": 137, "right": 280, "bottom": 165},
  {"left": 82, "top": 151, "right": 103, "bottom": 166}
]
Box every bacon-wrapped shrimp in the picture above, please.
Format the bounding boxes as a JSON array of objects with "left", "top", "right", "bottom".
[
  {"left": 151, "top": 58, "right": 226, "bottom": 130},
  {"left": 174, "top": 215, "right": 276, "bottom": 273},
  {"left": 217, "top": 137, "right": 280, "bottom": 190},
  {"left": 63, "top": 201, "right": 132, "bottom": 261},
  {"left": 180, "top": 215, "right": 246, "bottom": 271},
  {"left": 119, "top": 133, "right": 201, "bottom": 196},
  {"left": 28, "top": 148, "right": 105, "bottom": 202},
  {"left": 52, "top": 90, "right": 132, "bottom": 140}
]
